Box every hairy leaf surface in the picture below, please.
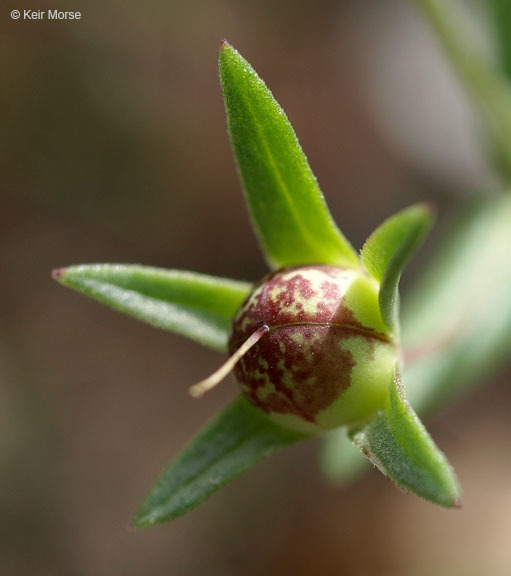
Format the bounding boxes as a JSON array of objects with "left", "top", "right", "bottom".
[
  {"left": 219, "top": 42, "right": 359, "bottom": 269},
  {"left": 134, "top": 396, "right": 304, "bottom": 526},
  {"left": 55, "top": 264, "right": 251, "bottom": 351}
]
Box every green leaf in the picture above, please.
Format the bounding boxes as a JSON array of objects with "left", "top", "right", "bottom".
[
  {"left": 133, "top": 395, "right": 304, "bottom": 527},
  {"left": 218, "top": 41, "right": 359, "bottom": 270},
  {"left": 402, "top": 194, "right": 511, "bottom": 414},
  {"left": 320, "top": 427, "right": 369, "bottom": 484},
  {"left": 53, "top": 264, "right": 251, "bottom": 352},
  {"left": 361, "top": 203, "right": 434, "bottom": 331},
  {"left": 351, "top": 368, "right": 461, "bottom": 508}
]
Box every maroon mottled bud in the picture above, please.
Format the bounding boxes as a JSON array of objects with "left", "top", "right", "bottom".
[{"left": 229, "top": 266, "right": 398, "bottom": 433}]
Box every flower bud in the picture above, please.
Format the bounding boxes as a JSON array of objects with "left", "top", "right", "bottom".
[{"left": 229, "top": 266, "right": 398, "bottom": 434}]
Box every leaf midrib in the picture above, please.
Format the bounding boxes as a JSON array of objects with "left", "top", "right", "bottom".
[
  {"left": 77, "top": 277, "right": 235, "bottom": 321},
  {"left": 239, "top": 85, "right": 339, "bottom": 262},
  {"left": 136, "top": 423, "right": 287, "bottom": 524}
]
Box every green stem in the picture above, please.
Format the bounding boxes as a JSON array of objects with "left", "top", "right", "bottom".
[{"left": 414, "top": 0, "right": 511, "bottom": 181}]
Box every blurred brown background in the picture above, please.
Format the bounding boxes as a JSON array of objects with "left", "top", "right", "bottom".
[{"left": 1, "top": 1, "right": 509, "bottom": 574}]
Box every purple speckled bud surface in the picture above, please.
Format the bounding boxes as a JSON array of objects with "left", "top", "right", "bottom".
[{"left": 230, "top": 266, "right": 398, "bottom": 433}]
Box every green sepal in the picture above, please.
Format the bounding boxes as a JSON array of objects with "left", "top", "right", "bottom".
[
  {"left": 219, "top": 41, "right": 359, "bottom": 270},
  {"left": 323, "top": 196, "right": 511, "bottom": 484},
  {"left": 361, "top": 204, "right": 434, "bottom": 331},
  {"left": 133, "top": 395, "right": 304, "bottom": 527},
  {"left": 53, "top": 264, "right": 251, "bottom": 352},
  {"left": 351, "top": 368, "right": 461, "bottom": 508}
]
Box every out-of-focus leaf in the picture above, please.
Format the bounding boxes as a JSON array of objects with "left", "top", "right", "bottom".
[
  {"left": 53, "top": 264, "right": 251, "bottom": 352},
  {"left": 133, "top": 395, "right": 304, "bottom": 527},
  {"left": 490, "top": 0, "right": 511, "bottom": 80},
  {"left": 361, "top": 204, "right": 434, "bottom": 331},
  {"left": 351, "top": 369, "right": 461, "bottom": 507},
  {"left": 320, "top": 427, "right": 369, "bottom": 483},
  {"left": 218, "top": 41, "right": 359, "bottom": 270},
  {"left": 402, "top": 194, "right": 511, "bottom": 413},
  {"left": 415, "top": 0, "right": 511, "bottom": 180}
]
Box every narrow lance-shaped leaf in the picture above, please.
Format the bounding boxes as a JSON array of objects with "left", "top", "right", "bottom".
[
  {"left": 133, "top": 395, "right": 304, "bottom": 527},
  {"left": 361, "top": 204, "right": 434, "bottom": 331},
  {"left": 53, "top": 264, "right": 251, "bottom": 352},
  {"left": 219, "top": 41, "right": 359, "bottom": 269},
  {"left": 351, "top": 368, "right": 461, "bottom": 508}
]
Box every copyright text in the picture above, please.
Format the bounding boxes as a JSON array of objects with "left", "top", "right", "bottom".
[{"left": 11, "top": 10, "right": 82, "bottom": 20}]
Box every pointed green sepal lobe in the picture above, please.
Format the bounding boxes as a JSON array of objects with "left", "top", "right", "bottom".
[
  {"left": 351, "top": 369, "right": 461, "bottom": 507},
  {"left": 361, "top": 203, "right": 434, "bottom": 331},
  {"left": 219, "top": 41, "right": 359, "bottom": 269},
  {"left": 53, "top": 264, "right": 251, "bottom": 352},
  {"left": 133, "top": 395, "right": 304, "bottom": 527}
]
